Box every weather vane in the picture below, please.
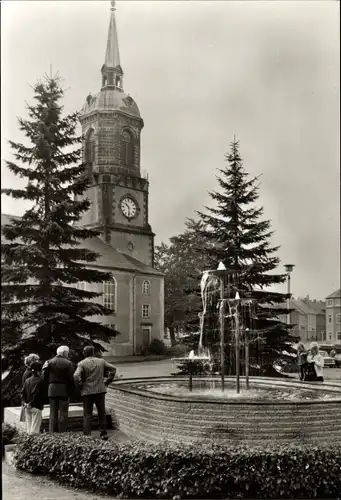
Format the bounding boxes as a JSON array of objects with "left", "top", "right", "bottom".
[{"left": 111, "top": 1, "right": 116, "bottom": 11}]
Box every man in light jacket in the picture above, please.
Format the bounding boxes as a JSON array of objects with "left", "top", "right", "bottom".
[
  {"left": 43, "top": 345, "right": 75, "bottom": 433},
  {"left": 74, "top": 345, "right": 117, "bottom": 440}
]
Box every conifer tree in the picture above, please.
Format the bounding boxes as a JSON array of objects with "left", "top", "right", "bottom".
[
  {"left": 194, "top": 139, "right": 296, "bottom": 376},
  {"left": 1, "top": 74, "right": 118, "bottom": 402}
]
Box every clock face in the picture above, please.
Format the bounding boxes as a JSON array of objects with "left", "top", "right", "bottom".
[{"left": 121, "top": 197, "right": 137, "bottom": 218}]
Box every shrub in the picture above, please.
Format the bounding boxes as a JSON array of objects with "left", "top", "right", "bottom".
[
  {"left": 146, "top": 338, "right": 168, "bottom": 356},
  {"left": 14, "top": 433, "right": 341, "bottom": 499},
  {"left": 167, "top": 343, "right": 188, "bottom": 358},
  {"left": 2, "top": 422, "right": 20, "bottom": 446}
]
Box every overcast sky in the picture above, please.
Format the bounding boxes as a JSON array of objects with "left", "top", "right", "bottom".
[{"left": 1, "top": 0, "right": 340, "bottom": 300}]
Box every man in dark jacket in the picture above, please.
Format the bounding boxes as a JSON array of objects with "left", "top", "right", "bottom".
[
  {"left": 43, "top": 345, "right": 75, "bottom": 433},
  {"left": 74, "top": 346, "right": 116, "bottom": 440}
]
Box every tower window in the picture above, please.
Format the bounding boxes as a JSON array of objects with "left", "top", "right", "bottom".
[
  {"left": 103, "top": 279, "right": 117, "bottom": 313},
  {"left": 85, "top": 130, "right": 95, "bottom": 164},
  {"left": 121, "top": 130, "right": 134, "bottom": 166}
]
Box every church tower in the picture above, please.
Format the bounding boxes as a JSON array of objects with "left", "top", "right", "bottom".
[{"left": 79, "top": 1, "right": 154, "bottom": 267}]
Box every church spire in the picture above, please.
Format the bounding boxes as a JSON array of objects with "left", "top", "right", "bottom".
[{"left": 101, "top": 1, "right": 123, "bottom": 90}]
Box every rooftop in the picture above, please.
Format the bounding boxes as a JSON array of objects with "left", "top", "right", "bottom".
[{"left": 1, "top": 213, "right": 162, "bottom": 277}]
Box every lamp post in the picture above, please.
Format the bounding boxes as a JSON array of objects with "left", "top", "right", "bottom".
[{"left": 284, "top": 264, "right": 295, "bottom": 326}]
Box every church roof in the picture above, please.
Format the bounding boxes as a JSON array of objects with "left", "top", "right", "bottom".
[
  {"left": 105, "top": 1, "right": 120, "bottom": 69},
  {"left": 1, "top": 213, "right": 163, "bottom": 277},
  {"left": 80, "top": 89, "right": 141, "bottom": 119}
]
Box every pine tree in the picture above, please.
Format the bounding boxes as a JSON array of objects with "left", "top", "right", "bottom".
[
  {"left": 195, "top": 138, "right": 296, "bottom": 376},
  {"left": 1, "top": 74, "right": 118, "bottom": 403}
]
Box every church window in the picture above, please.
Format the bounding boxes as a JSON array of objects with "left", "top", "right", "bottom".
[
  {"left": 85, "top": 130, "right": 95, "bottom": 165},
  {"left": 121, "top": 130, "right": 134, "bottom": 166},
  {"left": 142, "top": 304, "right": 151, "bottom": 319},
  {"left": 142, "top": 280, "right": 151, "bottom": 296},
  {"left": 103, "top": 279, "right": 117, "bottom": 312}
]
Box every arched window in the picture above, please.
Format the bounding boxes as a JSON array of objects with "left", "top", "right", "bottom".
[
  {"left": 85, "top": 129, "right": 95, "bottom": 163},
  {"left": 103, "top": 279, "right": 117, "bottom": 313},
  {"left": 142, "top": 280, "right": 151, "bottom": 296},
  {"left": 121, "top": 130, "right": 134, "bottom": 166}
]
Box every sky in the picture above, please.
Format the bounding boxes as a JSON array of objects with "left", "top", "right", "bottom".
[{"left": 1, "top": 0, "right": 340, "bottom": 301}]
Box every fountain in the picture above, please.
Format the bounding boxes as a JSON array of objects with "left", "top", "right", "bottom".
[{"left": 106, "top": 262, "right": 341, "bottom": 445}]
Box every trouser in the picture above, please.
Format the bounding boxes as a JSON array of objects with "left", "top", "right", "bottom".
[
  {"left": 49, "top": 397, "right": 69, "bottom": 433},
  {"left": 82, "top": 393, "right": 107, "bottom": 436},
  {"left": 299, "top": 365, "right": 305, "bottom": 380},
  {"left": 26, "top": 407, "right": 42, "bottom": 434}
]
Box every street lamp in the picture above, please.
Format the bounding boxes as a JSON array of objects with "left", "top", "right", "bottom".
[{"left": 284, "top": 264, "right": 295, "bottom": 325}]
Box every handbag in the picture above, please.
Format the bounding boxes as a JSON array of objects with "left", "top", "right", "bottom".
[{"left": 19, "top": 404, "right": 26, "bottom": 422}]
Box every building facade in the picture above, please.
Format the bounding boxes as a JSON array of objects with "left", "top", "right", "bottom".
[
  {"left": 277, "top": 296, "right": 326, "bottom": 344},
  {"left": 1, "top": 4, "right": 164, "bottom": 357},
  {"left": 325, "top": 289, "right": 341, "bottom": 345}
]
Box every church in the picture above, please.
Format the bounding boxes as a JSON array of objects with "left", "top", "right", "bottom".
[{"left": 1, "top": 2, "right": 164, "bottom": 357}]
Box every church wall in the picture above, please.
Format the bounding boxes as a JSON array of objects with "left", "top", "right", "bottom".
[
  {"left": 83, "top": 267, "right": 164, "bottom": 357},
  {"left": 134, "top": 275, "right": 164, "bottom": 353}
]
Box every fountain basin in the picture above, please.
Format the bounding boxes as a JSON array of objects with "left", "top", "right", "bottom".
[{"left": 107, "top": 376, "right": 341, "bottom": 445}]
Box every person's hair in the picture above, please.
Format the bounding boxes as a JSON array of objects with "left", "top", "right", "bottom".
[
  {"left": 297, "top": 342, "right": 305, "bottom": 352},
  {"left": 56, "top": 346, "right": 69, "bottom": 357},
  {"left": 30, "top": 361, "right": 43, "bottom": 373},
  {"left": 310, "top": 342, "right": 319, "bottom": 352},
  {"left": 83, "top": 346, "right": 95, "bottom": 358},
  {"left": 24, "top": 353, "right": 40, "bottom": 367}
]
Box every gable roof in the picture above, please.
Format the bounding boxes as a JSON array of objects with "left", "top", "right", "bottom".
[
  {"left": 326, "top": 289, "right": 341, "bottom": 299},
  {"left": 1, "top": 213, "right": 163, "bottom": 277}
]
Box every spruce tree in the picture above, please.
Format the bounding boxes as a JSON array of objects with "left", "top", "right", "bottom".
[
  {"left": 195, "top": 139, "right": 296, "bottom": 376},
  {"left": 1, "top": 74, "right": 118, "bottom": 403}
]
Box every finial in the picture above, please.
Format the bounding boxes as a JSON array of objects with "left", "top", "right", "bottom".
[{"left": 110, "top": 1, "right": 116, "bottom": 11}]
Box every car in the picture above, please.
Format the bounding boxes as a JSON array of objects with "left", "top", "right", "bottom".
[
  {"left": 334, "top": 353, "right": 341, "bottom": 368},
  {"left": 319, "top": 350, "right": 336, "bottom": 368}
]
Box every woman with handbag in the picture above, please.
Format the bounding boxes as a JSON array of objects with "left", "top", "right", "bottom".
[
  {"left": 22, "top": 361, "right": 45, "bottom": 434},
  {"left": 20, "top": 353, "right": 41, "bottom": 423}
]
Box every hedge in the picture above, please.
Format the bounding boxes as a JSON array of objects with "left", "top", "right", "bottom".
[{"left": 14, "top": 433, "right": 341, "bottom": 499}]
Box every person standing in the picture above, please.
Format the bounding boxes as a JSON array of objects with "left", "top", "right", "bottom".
[
  {"left": 74, "top": 346, "right": 116, "bottom": 441},
  {"left": 307, "top": 342, "right": 325, "bottom": 382},
  {"left": 22, "top": 362, "right": 45, "bottom": 434},
  {"left": 43, "top": 346, "right": 75, "bottom": 433},
  {"left": 297, "top": 342, "right": 308, "bottom": 381},
  {"left": 22, "top": 353, "right": 40, "bottom": 385}
]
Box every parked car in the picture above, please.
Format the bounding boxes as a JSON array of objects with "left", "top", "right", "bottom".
[
  {"left": 334, "top": 353, "right": 341, "bottom": 368},
  {"left": 319, "top": 350, "right": 336, "bottom": 368}
]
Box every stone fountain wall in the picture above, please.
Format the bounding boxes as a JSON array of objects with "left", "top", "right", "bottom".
[{"left": 106, "top": 377, "right": 341, "bottom": 445}]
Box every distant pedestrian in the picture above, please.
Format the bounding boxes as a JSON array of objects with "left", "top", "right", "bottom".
[
  {"left": 22, "top": 361, "right": 45, "bottom": 434},
  {"left": 43, "top": 346, "right": 75, "bottom": 433},
  {"left": 74, "top": 346, "right": 116, "bottom": 441},
  {"left": 307, "top": 342, "right": 324, "bottom": 382},
  {"left": 297, "top": 342, "right": 308, "bottom": 381}
]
